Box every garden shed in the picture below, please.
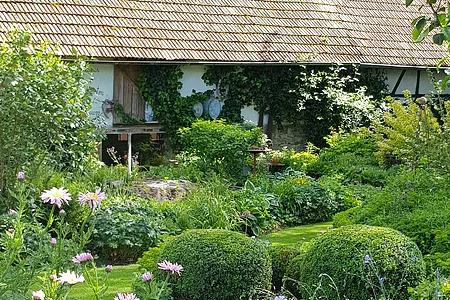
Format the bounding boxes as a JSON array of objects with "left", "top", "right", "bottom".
[{"left": 0, "top": 0, "right": 448, "bottom": 153}]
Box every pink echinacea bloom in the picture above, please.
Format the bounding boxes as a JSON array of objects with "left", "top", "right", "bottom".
[
  {"left": 8, "top": 209, "right": 16, "bottom": 215},
  {"left": 114, "top": 293, "right": 140, "bottom": 300},
  {"left": 32, "top": 290, "right": 45, "bottom": 300},
  {"left": 141, "top": 271, "right": 152, "bottom": 282},
  {"left": 78, "top": 188, "right": 107, "bottom": 211},
  {"left": 50, "top": 238, "right": 57, "bottom": 245},
  {"left": 16, "top": 171, "right": 24, "bottom": 179},
  {"left": 72, "top": 252, "right": 93, "bottom": 263},
  {"left": 157, "top": 260, "right": 183, "bottom": 276},
  {"left": 106, "top": 264, "right": 113, "bottom": 272},
  {"left": 40, "top": 187, "right": 71, "bottom": 208}
]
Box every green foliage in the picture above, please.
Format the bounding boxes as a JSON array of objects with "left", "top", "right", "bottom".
[
  {"left": 268, "top": 245, "right": 300, "bottom": 292},
  {"left": 87, "top": 196, "right": 165, "bottom": 264},
  {"left": 203, "top": 65, "right": 386, "bottom": 147},
  {"left": 307, "top": 129, "right": 388, "bottom": 187},
  {"left": 266, "top": 148, "right": 318, "bottom": 172},
  {"left": 178, "top": 119, "right": 265, "bottom": 182},
  {"left": 355, "top": 168, "right": 450, "bottom": 256},
  {"left": 286, "top": 225, "right": 424, "bottom": 300},
  {"left": 332, "top": 206, "right": 359, "bottom": 227},
  {"left": 318, "top": 176, "right": 361, "bottom": 212},
  {"left": 268, "top": 169, "right": 338, "bottom": 226},
  {"left": 159, "top": 229, "right": 272, "bottom": 300},
  {"left": 138, "top": 65, "right": 211, "bottom": 147},
  {"left": 173, "top": 177, "right": 275, "bottom": 236},
  {"left": 233, "top": 181, "right": 276, "bottom": 236},
  {"left": 137, "top": 242, "right": 166, "bottom": 274},
  {"left": 375, "top": 94, "right": 450, "bottom": 173},
  {"left": 408, "top": 270, "right": 450, "bottom": 300},
  {"left": 0, "top": 30, "right": 100, "bottom": 197}
]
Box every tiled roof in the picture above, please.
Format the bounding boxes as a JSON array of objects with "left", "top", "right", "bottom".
[{"left": 0, "top": 0, "right": 446, "bottom": 66}]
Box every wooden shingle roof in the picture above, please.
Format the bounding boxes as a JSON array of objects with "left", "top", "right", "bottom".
[{"left": 0, "top": 0, "right": 446, "bottom": 67}]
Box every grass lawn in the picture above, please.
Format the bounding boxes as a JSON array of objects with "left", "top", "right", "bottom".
[
  {"left": 68, "top": 264, "right": 140, "bottom": 300},
  {"left": 259, "top": 221, "right": 333, "bottom": 247}
]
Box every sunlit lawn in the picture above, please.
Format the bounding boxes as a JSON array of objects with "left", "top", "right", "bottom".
[
  {"left": 68, "top": 264, "right": 140, "bottom": 300},
  {"left": 259, "top": 221, "right": 333, "bottom": 247}
]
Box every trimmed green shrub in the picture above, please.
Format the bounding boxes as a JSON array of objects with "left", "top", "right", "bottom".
[
  {"left": 286, "top": 225, "right": 424, "bottom": 300},
  {"left": 159, "top": 229, "right": 272, "bottom": 300},
  {"left": 268, "top": 245, "right": 300, "bottom": 292}
]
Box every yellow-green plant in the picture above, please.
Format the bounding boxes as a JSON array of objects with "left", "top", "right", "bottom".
[{"left": 374, "top": 92, "right": 445, "bottom": 171}]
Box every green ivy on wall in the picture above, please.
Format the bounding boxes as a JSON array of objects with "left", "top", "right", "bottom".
[
  {"left": 203, "top": 65, "right": 388, "bottom": 147},
  {"left": 137, "top": 65, "right": 211, "bottom": 148}
]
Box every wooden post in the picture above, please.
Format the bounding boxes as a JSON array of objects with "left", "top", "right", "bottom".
[{"left": 127, "top": 133, "right": 132, "bottom": 175}]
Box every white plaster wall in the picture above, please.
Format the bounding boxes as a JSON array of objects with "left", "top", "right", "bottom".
[
  {"left": 179, "top": 65, "right": 212, "bottom": 96},
  {"left": 89, "top": 63, "right": 114, "bottom": 127}
]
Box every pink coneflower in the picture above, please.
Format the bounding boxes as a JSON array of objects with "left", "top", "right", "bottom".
[
  {"left": 157, "top": 260, "right": 183, "bottom": 276},
  {"left": 50, "top": 238, "right": 57, "bottom": 245},
  {"left": 16, "top": 171, "right": 25, "bottom": 180},
  {"left": 57, "top": 270, "right": 84, "bottom": 285},
  {"left": 32, "top": 290, "right": 45, "bottom": 300},
  {"left": 40, "top": 187, "right": 71, "bottom": 208},
  {"left": 114, "top": 293, "right": 140, "bottom": 300},
  {"left": 72, "top": 252, "right": 93, "bottom": 263},
  {"left": 141, "top": 271, "right": 152, "bottom": 282},
  {"left": 8, "top": 209, "right": 17, "bottom": 215},
  {"left": 105, "top": 264, "right": 113, "bottom": 272},
  {"left": 78, "top": 189, "right": 107, "bottom": 211}
]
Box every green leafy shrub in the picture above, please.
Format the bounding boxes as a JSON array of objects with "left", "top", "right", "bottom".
[
  {"left": 355, "top": 168, "right": 450, "bottom": 256},
  {"left": 307, "top": 129, "right": 383, "bottom": 184},
  {"left": 318, "top": 175, "right": 360, "bottom": 211},
  {"left": 87, "top": 196, "right": 164, "bottom": 264},
  {"left": 269, "top": 169, "right": 338, "bottom": 226},
  {"left": 178, "top": 119, "right": 265, "bottom": 182},
  {"left": 286, "top": 225, "right": 424, "bottom": 300},
  {"left": 0, "top": 30, "right": 100, "bottom": 198},
  {"left": 268, "top": 245, "right": 300, "bottom": 292},
  {"left": 159, "top": 229, "right": 272, "bottom": 300},
  {"left": 332, "top": 206, "right": 359, "bottom": 227},
  {"left": 374, "top": 93, "right": 443, "bottom": 170}
]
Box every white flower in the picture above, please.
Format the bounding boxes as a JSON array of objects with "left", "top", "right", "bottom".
[
  {"left": 32, "top": 290, "right": 45, "bottom": 300},
  {"left": 57, "top": 270, "right": 85, "bottom": 285}
]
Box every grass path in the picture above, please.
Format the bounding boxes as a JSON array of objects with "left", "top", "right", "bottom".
[
  {"left": 259, "top": 221, "right": 333, "bottom": 247},
  {"left": 68, "top": 264, "right": 140, "bottom": 300}
]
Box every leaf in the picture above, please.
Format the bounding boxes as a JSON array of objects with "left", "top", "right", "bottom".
[
  {"left": 440, "top": 74, "right": 450, "bottom": 90},
  {"left": 433, "top": 33, "right": 445, "bottom": 45},
  {"left": 442, "top": 27, "right": 450, "bottom": 41},
  {"left": 406, "top": 0, "right": 414, "bottom": 7}
]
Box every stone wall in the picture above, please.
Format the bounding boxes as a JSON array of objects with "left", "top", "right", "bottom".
[{"left": 270, "top": 123, "right": 308, "bottom": 151}]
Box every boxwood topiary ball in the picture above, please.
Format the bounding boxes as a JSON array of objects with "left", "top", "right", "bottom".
[
  {"left": 286, "top": 225, "right": 424, "bottom": 300},
  {"left": 159, "top": 229, "right": 272, "bottom": 300}
]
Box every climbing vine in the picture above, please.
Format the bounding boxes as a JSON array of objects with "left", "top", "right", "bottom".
[
  {"left": 137, "top": 65, "right": 211, "bottom": 148},
  {"left": 203, "top": 65, "right": 388, "bottom": 147}
]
